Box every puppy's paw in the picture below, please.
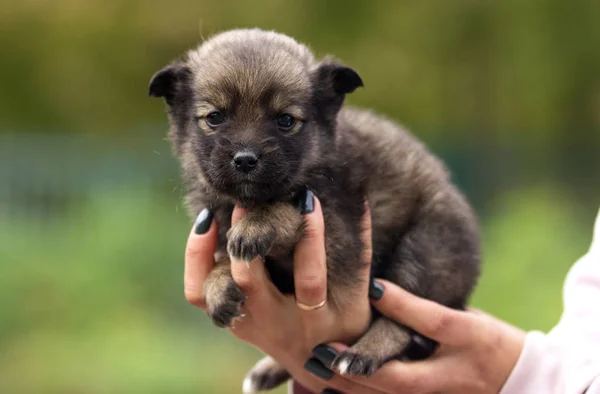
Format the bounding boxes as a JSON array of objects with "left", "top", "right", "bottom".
[
  {"left": 227, "top": 221, "right": 275, "bottom": 261},
  {"left": 332, "top": 350, "right": 384, "bottom": 377},
  {"left": 205, "top": 278, "right": 246, "bottom": 328},
  {"left": 242, "top": 356, "right": 290, "bottom": 393},
  {"left": 401, "top": 332, "right": 439, "bottom": 361}
]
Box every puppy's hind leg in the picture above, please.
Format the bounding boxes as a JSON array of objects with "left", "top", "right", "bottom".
[
  {"left": 242, "top": 356, "right": 291, "bottom": 393},
  {"left": 332, "top": 316, "right": 412, "bottom": 377},
  {"left": 333, "top": 193, "right": 481, "bottom": 377}
]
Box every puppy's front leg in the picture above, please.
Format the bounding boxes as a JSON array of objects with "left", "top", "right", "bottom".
[
  {"left": 227, "top": 202, "right": 304, "bottom": 262},
  {"left": 204, "top": 255, "right": 246, "bottom": 328}
]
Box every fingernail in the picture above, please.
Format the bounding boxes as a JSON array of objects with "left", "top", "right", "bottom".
[
  {"left": 297, "top": 189, "right": 315, "bottom": 214},
  {"left": 304, "top": 357, "right": 333, "bottom": 380},
  {"left": 369, "top": 279, "right": 384, "bottom": 300},
  {"left": 312, "top": 344, "right": 338, "bottom": 367},
  {"left": 322, "top": 389, "right": 343, "bottom": 394},
  {"left": 194, "top": 208, "right": 213, "bottom": 234}
]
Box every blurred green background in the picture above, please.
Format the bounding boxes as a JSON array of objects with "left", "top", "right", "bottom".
[{"left": 1, "top": 1, "right": 599, "bottom": 393}]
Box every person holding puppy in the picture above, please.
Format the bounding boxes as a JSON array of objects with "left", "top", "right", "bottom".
[{"left": 184, "top": 193, "right": 600, "bottom": 393}]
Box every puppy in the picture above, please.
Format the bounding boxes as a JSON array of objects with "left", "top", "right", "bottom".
[{"left": 149, "top": 28, "right": 481, "bottom": 392}]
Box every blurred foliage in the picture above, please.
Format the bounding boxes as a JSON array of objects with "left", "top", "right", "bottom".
[
  {"left": 3, "top": 0, "right": 600, "bottom": 141},
  {"left": 1, "top": 0, "right": 600, "bottom": 393},
  {"left": 0, "top": 191, "right": 270, "bottom": 394},
  {"left": 0, "top": 188, "right": 595, "bottom": 393}
]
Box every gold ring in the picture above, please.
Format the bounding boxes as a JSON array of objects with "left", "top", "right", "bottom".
[{"left": 295, "top": 298, "right": 327, "bottom": 311}]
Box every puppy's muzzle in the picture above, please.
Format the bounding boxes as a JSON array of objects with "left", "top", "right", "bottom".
[{"left": 232, "top": 151, "right": 259, "bottom": 173}]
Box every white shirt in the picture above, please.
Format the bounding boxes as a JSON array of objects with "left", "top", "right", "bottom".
[{"left": 500, "top": 207, "right": 600, "bottom": 393}]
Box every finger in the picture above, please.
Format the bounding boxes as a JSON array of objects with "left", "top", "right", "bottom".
[
  {"left": 229, "top": 205, "right": 284, "bottom": 330},
  {"left": 301, "top": 358, "right": 387, "bottom": 394},
  {"left": 371, "top": 279, "right": 478, "bottom": 346},
  {"left": 232, "top": 205, "right": 248, "bottom": 226},
  {"left": 230, "top": 204, "right": 271, "bottom": 300},
  {"left": 293, "top": 191, "right": 327, "bottom": 311},
  {"left": 347, "top": 360, "right": 431, "bottom": 394},
  {"left": 231, "top": 254, "right": 274, "bottom": 301},
  {"left": 324, "top": 375, "right": 386, "bottom": 394},
  {"left": 229, "top": 253, "right": 284, "bottom": 342},
  {"left": 290, "top": 380, "right": 313, "bottom": 394},
  {"left": 184, "top": 209, "right": 218, "bottom": 309},
  {"left": 325, "top": 343, "right": 431, "bottom": 394}
]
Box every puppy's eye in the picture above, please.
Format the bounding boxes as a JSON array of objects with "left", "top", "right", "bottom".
[
  {"left": 276, "top": 114, "right": 296, "bottom": 132},
  {"left": 205, "top": 111, "right": 225, "bottom": 127}
]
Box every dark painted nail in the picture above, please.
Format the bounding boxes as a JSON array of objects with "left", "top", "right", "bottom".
[
  {"left": 194, "top": 208, "right": 213, "bottom": 234},
  {"left": 297, "top": 189, "right": 315, "bottom": 214},
  {"left": 304, "top": 357, "right": 333, "bottom": 380},
  {"left": 369, "top": 279, "right": 384, "bottom": 300},
  {"left": 322, "top": 389, "right": 343, "bottom": 394},
  {"left": 312, "top": 344, "right": 338, "bottom": 367}
]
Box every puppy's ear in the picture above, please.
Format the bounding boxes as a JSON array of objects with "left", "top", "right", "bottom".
[
  {"left": 314, "top": 60, "right": 364, "bottom": 96},
  {"left": 312, "top": 60, "right": 363, "bottom": 124},
  {"left": 148, "top": 64, "right": 191, "bottom": 105}
]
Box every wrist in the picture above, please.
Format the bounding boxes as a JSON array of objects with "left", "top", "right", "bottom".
[{"left": 492, "top": 320, "right": 527, "bottom": 392}]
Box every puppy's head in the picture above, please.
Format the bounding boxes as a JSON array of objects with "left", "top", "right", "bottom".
[{"left": 149, "top": 28, "right": 363, "bottom": 206}]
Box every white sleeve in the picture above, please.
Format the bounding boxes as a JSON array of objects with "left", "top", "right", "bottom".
[
  {"left": 500, "top": 331, "right": 600, "bottom": 394},
  {"left": 500, "top": 207, "right": 600, "bottom": 394}
]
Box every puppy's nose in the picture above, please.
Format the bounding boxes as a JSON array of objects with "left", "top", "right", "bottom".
[{"left": 232, "top": 151, "right": 259, "bottom": 173}]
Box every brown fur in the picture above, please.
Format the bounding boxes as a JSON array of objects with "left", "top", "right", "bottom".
[{"left": 149, "top": 28, "right": 481, "bottom": 390}]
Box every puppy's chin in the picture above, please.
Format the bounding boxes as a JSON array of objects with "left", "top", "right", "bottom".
[
  {"left": 212, "top": 180, "right": 281, "bottom": 208},
  {"left": 203, "top": 163, "right": 297, "bottom": 207},
  {"left": 234, "top": 182, "right": 267, "bottom": 207}
]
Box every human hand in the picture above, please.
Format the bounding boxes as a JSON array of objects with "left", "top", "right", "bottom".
[
  {"left": 183, "top": 191, "right": 382, "bottom": 393},
  {"left": 310, "top": 280, "right": 526, "bottom": 394}
]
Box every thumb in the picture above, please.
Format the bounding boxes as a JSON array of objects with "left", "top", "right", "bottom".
[{"left": 371, "top": 280, "right": 478, "bottom": 346}]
